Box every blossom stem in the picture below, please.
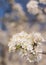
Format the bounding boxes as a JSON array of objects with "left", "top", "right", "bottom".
[{"left": 30, "top": 51, "right": 46, "bottom": 55}]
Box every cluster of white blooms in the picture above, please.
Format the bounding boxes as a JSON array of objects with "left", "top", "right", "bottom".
[
  {"left": 26, "top": 0, "right": 46, "bottom": 23},
  {"left": 8, "top": 31, "right": 44, "bottom": 62},
  {"left": 26, "top": 0, "right": 39, "bottom": 15},
  {"left": 39, "top": 0, "right": 46, "bottom": 4}
]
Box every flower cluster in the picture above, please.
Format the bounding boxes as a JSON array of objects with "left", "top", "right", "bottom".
[
  {"left": 39, "top": 0, "right": 46, "bottom": 4},
  {"left": 26, "top": 0, "right": 39, "bottom": 15},
  {"left": 8, "top": 31, "right": 44, "bottom": 62}
]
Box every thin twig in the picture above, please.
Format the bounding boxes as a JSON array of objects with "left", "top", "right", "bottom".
[
  {"left": 30, "top": 51, "right": 46, "bottom": 55},
  {"left": 42, "top": 52, "right": 46, "bottom": 55}
]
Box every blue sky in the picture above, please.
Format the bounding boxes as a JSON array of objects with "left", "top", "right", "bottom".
[{"left": 0, "top": 0, "right": 11, "bottom": 18}]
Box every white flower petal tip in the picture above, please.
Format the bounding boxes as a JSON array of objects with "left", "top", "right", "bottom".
[{"left": 27, "top": 58, "right": 33, "bottom": 62}]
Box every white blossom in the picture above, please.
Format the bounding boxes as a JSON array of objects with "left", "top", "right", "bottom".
[
  {"left": 8, "top": 31, "right": 44, "bottom": 62},
  {"left": 26, "top": 0, "right": 39, "bottom": 15},
  {"left": 39, "top": 0, "right": 46, "bottom": 4},
  {"left": 30, "top": 32, "right": 45, "bottom": 43}
]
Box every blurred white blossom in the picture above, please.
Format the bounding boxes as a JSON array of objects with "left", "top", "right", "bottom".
[
  {"left": 5, "top": 3, "right": 27, "bottom": 22},
  {"left": 12, "top": 3, "right": 25, "bottom": 16},
  {"left": 37, "top": 13, "right": 46, "bottom": 23},
  {"left": 26, "top": 0, "right": 39, "bottom": 15},
  {"left": 39, "top": 0, "right": 46, "bottom": 4},
  {"left": 8, "top": 31, "right": 45, "bottom": 62}
]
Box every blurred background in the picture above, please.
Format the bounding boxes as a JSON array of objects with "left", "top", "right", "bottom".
[{"left": 0, "top": 0, "right": 46, "bottom": 65}]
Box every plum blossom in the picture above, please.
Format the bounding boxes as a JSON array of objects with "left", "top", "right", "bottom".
[
  {"left": 26, "top": 0, "right": 39, "bottom": 15},
  {"left": 39, "top": 0, "right": 46, "bottom": 4},
  {"left": 8, "top": 31, "right": 45, "bottom": 62},
  {"left": 31, "top": 32, "right": 45, "bottom": 43}
]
